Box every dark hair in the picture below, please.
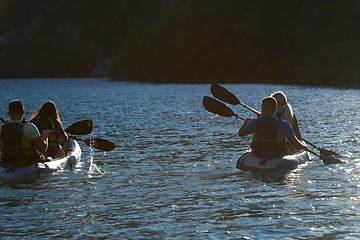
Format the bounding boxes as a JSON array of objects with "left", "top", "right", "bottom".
[
  {"left": 8, "top": 100, "right": 24, "bottom": 114},
  {"left": 30, "top": 101, "right": 63, "bottom": 129},
  {"left": 260, "top": 97, "right": 277, "bottom": 112}
]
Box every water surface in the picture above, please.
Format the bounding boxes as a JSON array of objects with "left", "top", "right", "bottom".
[{"left": 0, "top": 78, "right": 359, "bottom": 239}]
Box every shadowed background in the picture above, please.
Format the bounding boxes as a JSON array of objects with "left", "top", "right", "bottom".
[{"left": 1, "top": 0, "right": 360, "bottom": 87}]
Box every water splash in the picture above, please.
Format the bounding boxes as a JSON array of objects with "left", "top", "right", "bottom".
[{"left": 88, "top": 137, "right": 102, "bottom": 175}]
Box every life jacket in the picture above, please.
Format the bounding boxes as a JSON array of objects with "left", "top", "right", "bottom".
[
  {"left": 31, "top": 117, "right": 59, "bottom": 147},
  {"left": 275, "top": 108, "right": 295, "bottom": 129},
  {"left": 0, "top": 120, "right": 40, "bottom": 166},
  {"left": 251, "top": 116, "right": 286, "bottom": 158}
]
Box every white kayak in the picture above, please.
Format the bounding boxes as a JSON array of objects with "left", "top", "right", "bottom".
[
  {"left": 236, "top": 147, "right": 311, "bottom": 171},
  {"left": 0, "top": 138, "right": 81, "bottom": 179}
]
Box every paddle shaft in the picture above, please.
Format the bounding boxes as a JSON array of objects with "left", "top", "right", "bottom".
[
  {"left": 307, "top": 149, "right": 319, "bottom": 157},
  {"left": 68, "top": 135, "right": 86, "bottom": 143},
  {"left": 305, "top": 149, "right": 344, "bottom": 164},
  {"left": 235, "top": 115, "right": 246, "bottom": 121},
  {"left": 302, "top": 139, "right": 317, "bottom": 149},
  {"left": 302, "top": 138, "right": 340, "bottom": 156},
  {"left": 239, "top": 102, "right": 260, "bottom": 116},
  {"left": 68, "top": 135, "right": 116, "bottom": 151}
]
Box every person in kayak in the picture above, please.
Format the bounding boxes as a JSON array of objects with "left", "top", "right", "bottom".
[
  {"left": 30, "top": 101, "right": 68, "bottom": 159},
  {"left": 238, "top": 96, "right": 307, "bottom": 157},
  {"left": 0, "top": 100, "right": 51, "bottom": 167},
  {"left": 271, "top": 91, "right": 302, "bottom": 140}
]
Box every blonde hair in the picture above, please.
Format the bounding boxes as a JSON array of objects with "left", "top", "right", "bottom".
[
  {"left": 271, "top": 91, "right": 287, "bottom": 105},
  {"left": 271, "top": 91, "right": 295, "bottom": 127}
]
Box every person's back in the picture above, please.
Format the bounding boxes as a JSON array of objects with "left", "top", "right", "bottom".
[
  {"left": 0, "top": 100, "right": 50, "bottom": 167},
  {"left": 0, "top": 120, "right": 35, "bottom": 166},
  {"left": 31, "top": 116, "right": 60, "bottom": 158},
  {"left": 31, "top": 116, "right": 55, "bottom": 133},
  {"left": 251, "top": 115, "right": 286, "bottom": 157},
  {"left": 30, "top": 101, "right": 67, "bottom": 158},
  {"left": 238, "top": 97, "right": 308, "bottom": 156}
]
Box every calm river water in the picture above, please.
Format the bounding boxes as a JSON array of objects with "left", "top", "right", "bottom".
[{"left": 0, "top": 78, "right": 360, "bottom": 239}]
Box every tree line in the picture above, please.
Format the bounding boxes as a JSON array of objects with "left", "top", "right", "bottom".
[{"left": 1, "top": 0, "right": 360, "bottom": 87}]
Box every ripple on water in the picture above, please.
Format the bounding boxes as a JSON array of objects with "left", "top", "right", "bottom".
[{"left": 0, "top": 79, "right": 360, "bottom": 238}]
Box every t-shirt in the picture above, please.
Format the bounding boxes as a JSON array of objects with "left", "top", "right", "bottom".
[
  {"left": 0, "top": 121, "right": 41, "bottom": 140},
  {"left": 243, "top": 115, "right": 295, "bottom": 139}
]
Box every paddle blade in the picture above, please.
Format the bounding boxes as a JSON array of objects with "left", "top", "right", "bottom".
[
  {"left": 303, "top": 139, "right": 342, "bottom": 159},
  {"left": 321, "top": 154, "right": 345, "bottom": 165},
  {"left": 203, "top": 96, "right": 236, "bottom": 118},
  {"left": 211, "top": 84, "right": 240, "bottom": 105},
  {"left": 65, "top": 120, "right": 93, "bottom": 135},
  {"left": 85, "top": 138, "right": 116, "bottom": 151},
  {"left": 319, "top": 148, "right": 342, "bottom": 158}
]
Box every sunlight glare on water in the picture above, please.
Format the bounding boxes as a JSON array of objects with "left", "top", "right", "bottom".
[{"left": 0, "top": 79, "right": 359, "bottom": 238}]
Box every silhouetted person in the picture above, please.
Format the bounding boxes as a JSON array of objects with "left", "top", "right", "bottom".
[
  {"left": 238, "top": 97, "right": 307, "bottom": 157},
  {"left": 30, "top": 101, "right": 68, "bottom": 159},
  {"left": 0, "top": 100, "right": 50, "bottom": 167}
]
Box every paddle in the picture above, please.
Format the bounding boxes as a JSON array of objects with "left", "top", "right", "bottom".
[
  {"left": 68, "top": 135, "right": 116, "bottom": 152},
  {"left": 49, "top": 119, "right": 93, "bottom": 136},
  {"left": 1, "top": 117, "right": 93, "bottom": 135},
  {"left": 210, "top": 83, "right": 343, "bottom": 162},
  {"left": 1, "top": 117, "right": 116, "bottom": 151},
  {"left": 63, "top": 120, "right": 116, "bottom": 151},
  {"left": 302, "top": 139, "right": 342, "bottom": 158},
  {"left": 306, "top": 148, "right": 345, "bottom": 165},
  {"left": 64, "top": 119, "right": 93, "bottom": 135},
  {"left": 203, "top": 96, "right": 245, "bottom": 120},
  {"left": 203, "top": 96, "right": 345, "bottom": 164},
  {"left": 211, "top": 83, "right": 261, "bottom": 116}
]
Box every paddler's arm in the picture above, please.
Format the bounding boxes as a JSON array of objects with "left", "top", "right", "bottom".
[
  {"left": 56, "top": 121, "right": 68, "bottom": 141},
  {"left": 59, "top": 129, "right": 68, "bottom": 141},
  {"left": 280, "top": 119, "right": 307, "bottom": 151},
  {"left": 33, "top": 130, "right": 51, "bottom": 153},
  {"left": 287, "top": 136, "right": 308, "bottom": 151},
  {"left": 238, "top": 118, "right": 252, "bottom": 137},
  {"left": 293, "top": 114, "right": 302, "bottom": 140}
]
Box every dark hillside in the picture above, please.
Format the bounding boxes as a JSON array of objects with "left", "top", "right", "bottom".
[
  {"left": 1, "top": 0, "right": 360, "bottom": 87},
  {"left": 0, "top": 0, "right": 164, "bottom": 78},
  {"left": 111, "top": 0, "right": 360, "bottom": 87}
]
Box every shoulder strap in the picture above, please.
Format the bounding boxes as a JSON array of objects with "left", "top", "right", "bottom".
[{"left": 0, "top": 117, "right": 7, "bottom": 123}]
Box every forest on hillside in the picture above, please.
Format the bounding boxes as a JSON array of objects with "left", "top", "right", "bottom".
[
  {"left": 1, "top": 0, "right": 360, "bottom": 87},
  {"left": 0, "top": 0, "right": 164, "bottom": 78}
]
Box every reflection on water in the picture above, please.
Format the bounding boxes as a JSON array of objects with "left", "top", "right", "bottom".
[{"left": 0, "top": 79, "right": 359, "bottom": 238}]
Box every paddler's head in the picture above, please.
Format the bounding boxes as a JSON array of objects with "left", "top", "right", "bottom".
[
  {"left": 260, "top": 97, "right": 277, "bottom": 116},
  {"left": 8, "top": 99, "right": 25, "bottom": 120},
  {"left": 271, "top": 91, "right": 287, "bottom": 108}
]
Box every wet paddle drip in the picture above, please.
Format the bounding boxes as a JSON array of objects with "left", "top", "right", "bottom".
[{"left": 88, "top": 138, "right": 102, "bottom": 175}]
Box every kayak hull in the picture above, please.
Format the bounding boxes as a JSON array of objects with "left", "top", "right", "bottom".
[
  {"left": 0, "top": 138, "right": 81, "bottom": 179},
  {"left": 236, "top": 148, "right": 311, "bottom": 171}
]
